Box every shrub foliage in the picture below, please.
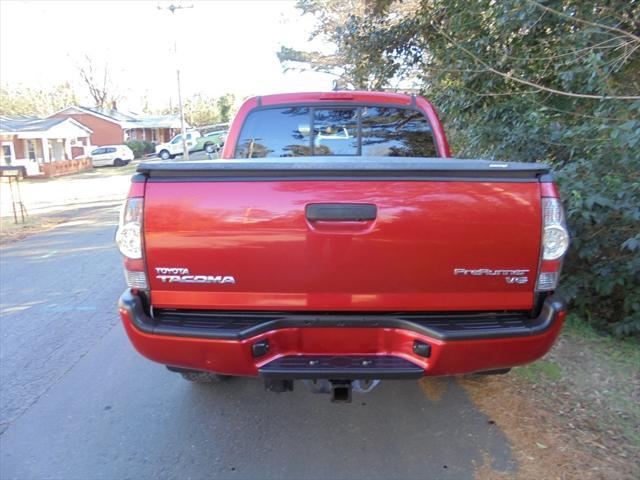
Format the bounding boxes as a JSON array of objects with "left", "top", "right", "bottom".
[{"left": 126, "top": 140, "right": 155, "bottom": 159}]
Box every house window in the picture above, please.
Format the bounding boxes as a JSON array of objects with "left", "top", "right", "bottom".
[
  {"left": 130, "top": 130, "right": 137, "bottom": 141},
  {"left": 27, "top": 140, "right": 36, "bottom": 161},
  {"left": 1, "top": 143, "right": 13, "bottom": 165},
  {"left": 151, "top": 129, "right": 158, "bottom": 142}
]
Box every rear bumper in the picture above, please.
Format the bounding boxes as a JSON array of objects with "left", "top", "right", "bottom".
[{"left": 118, "top": 290, "right": 566, "bottom": 378}]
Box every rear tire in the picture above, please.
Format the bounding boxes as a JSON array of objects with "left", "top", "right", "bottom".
[
  {"left": 179, "top": 371, "right": 229, "bottom": 383},
  {"left": 113, "top": 158, "right": 124, "bottom": 167}
]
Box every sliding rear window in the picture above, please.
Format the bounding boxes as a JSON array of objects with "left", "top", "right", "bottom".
[
  {"left": 235, "top": 106, "right": 438, "bottom": 158},
  {"left": 313, "top": 108, "right": 358, "bottom": 156},
  {"left": 360, "top": 107, "right": 437, "bottom": 157},
  {"left": 234, "top": 107, "right": 310, "bottom": 158}
]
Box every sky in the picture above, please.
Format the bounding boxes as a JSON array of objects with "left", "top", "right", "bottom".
[{"left": 0, "top": 0, "right": 336, "bottom": 111}]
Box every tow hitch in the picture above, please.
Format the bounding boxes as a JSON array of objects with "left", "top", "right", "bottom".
[
  {"left": 309, "top": 379, "right": 382, "bottom": 402},
  {"left": 264, "top": 379, "right": 382, "bottom": 403},
  {"left": 330, "top": 381, "right": 352, "bottom": 403}
]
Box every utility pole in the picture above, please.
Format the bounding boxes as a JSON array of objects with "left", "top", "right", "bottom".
[{"left": 158, "top": 2, "right": 193, "bottom": 160}]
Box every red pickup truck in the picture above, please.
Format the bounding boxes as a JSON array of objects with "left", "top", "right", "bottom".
[{"left": 117, "top": 91, "right": 569, "bottom": 402}]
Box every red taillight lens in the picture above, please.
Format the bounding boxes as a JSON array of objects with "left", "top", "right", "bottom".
[
  {"left": 116, "top": 197, "right": 148, "bottom": 289},
  {"left": 536, "top": 194, "right": 569, "bottom": 291}
]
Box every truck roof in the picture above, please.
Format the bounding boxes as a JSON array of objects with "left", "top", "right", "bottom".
[{"left": 253, "top": 91, "right": 415, "bottom": 107}]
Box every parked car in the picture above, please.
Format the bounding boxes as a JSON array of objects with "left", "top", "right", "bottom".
[
  {"left": 155, "top": 130, "right": 227, "bottom": 159},
  {"left": 117, "top": 91, "right": 569, "bottom": 403},
  {"left": 89, "top": 145, "right": 134, "bottom": 167},
  {"left": 200, "top": 130, "right": 226, "bottom": 154}
]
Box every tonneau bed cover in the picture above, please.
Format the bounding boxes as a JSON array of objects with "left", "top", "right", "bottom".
[{"left": 137, "top": 157, "right": 550, "bottom": 180}]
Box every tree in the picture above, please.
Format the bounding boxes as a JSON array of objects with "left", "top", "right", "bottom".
[
  {"left": 278, "top": 0, "right": 425, "bottom": 89},
  {"left": 183, "top": 93, "right": 220, "bottom": 126},
  {"left": 216, "top": 94, "right": 236, "bottom": 123},
  {"left": 182, "top": 93, "right": 237, "bottom": 127},
  {"left": 277, "top": 0, "right": 408, "bottom": 89},
  {"left": 283, "top": 0, "right": 640, "bottom": 334},
  {"left": 77, "top": 55, "right": 121, "bottom": 109},
  {"left": 0, "top": 82, "right": 78, "bottom": 117}
]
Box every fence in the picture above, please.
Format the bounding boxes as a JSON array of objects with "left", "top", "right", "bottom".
[{"left": 40, "top": 157, "right": 93, "bottom": 177}]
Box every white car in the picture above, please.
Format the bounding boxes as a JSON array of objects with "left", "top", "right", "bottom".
[
  {"left": 155, "top": 131, "right": 201, "bottom": 160},
  {"left": 90, "top": 145, "right": 134, "bottom": 167}
]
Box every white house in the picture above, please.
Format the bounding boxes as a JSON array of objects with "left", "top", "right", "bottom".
[{"left": 0, "top": 116, "right": 93, "bottom": 176}]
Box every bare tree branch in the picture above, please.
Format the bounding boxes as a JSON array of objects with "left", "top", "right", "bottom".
[{"left": 77, "top": 56, "right": 119, "bottom": 108}]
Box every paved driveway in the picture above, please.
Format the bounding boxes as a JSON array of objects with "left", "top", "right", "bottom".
[{"left": 0, "top": 203, "right": 516, "bottom": 480}]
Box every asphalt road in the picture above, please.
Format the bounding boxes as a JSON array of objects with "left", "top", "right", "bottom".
[{"left": 0, "top": 204, "right": 516, "bottom": 480}]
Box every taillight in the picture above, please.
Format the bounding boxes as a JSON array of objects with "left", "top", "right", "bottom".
[
  {"left": 116, "top": 197, "right": 148, "bottom": 289},
  {"left": 536, "top": 194, "right": 569, "bottom": 291}
]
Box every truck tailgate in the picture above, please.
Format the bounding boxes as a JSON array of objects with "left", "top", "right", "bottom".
[{"left": 141, "top": 159, "right": 543, "bottom": 312}]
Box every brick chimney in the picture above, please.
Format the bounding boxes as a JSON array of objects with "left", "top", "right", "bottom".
[{"left": 111, "top": 100, "right": 117, "bottom": 111}]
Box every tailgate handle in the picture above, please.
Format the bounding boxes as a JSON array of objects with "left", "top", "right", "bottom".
[{"left": 306, "top": 203, "right": 377, "bottom": 222}]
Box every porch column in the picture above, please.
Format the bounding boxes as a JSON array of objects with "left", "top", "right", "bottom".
[
  {"left": 41, "top": 138, "right": 50, "bottom": 163},
  {"left": 64, "top": 138, "right": 72, "bottom": 160}
]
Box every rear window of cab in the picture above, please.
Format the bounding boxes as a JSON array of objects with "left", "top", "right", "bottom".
[{"left": 234, "top": 106, "right": 438, "bottom": 158}]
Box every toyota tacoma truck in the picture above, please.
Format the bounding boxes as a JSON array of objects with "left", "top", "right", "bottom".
[{"left": 117, "top": 91, "right": 569, "bottom": 402}]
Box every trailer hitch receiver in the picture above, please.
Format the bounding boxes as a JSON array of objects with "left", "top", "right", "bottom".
[{"left": 331, "top": 380, "right": 352, "bottom": 403}]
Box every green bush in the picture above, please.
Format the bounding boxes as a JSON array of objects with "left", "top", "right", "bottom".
[
  {"left": 556, "top": 128, "right": 640, "bottom": 336},
  {"left": 434, "top": 96, "right": 640, "bottom": 336},
  {"left": 126, "top": 140, "right": 155, "bottom": 159}
]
